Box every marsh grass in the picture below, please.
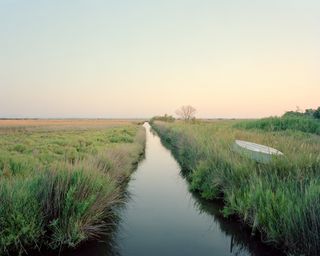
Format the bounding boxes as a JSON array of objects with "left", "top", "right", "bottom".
[
  {"left": 152, "top": 120, "right": 320, "bottom": 255},
  {"left": 235, "top": 116, "right": 320, "bottom": 135},
  {"left": 0, "top": 122, "right": 145, "bottom": 255}
]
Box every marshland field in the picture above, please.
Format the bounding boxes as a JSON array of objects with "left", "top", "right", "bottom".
[
  {"left": 0, "top": 119, "right": 145, "bottom": 255},
  {"left": 0, "top": 114, "right": 319, "bottom": 256}
]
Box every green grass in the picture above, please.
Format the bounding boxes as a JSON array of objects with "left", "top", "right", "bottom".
[
  {"left": 0, "top": 122, "right": 145, "bottom": 255},
  {"left": 152, "top": 120, "right": 320, "bottom": 255},
  {"left": 235, "top": 116, "right": 320, "bottom": 135}
]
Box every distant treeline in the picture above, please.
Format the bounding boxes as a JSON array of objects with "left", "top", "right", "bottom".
[
  {"left": 283, "top": 107, "right": 320, "bottom": 119},
  {"left": 150, "top": 114, "right": 175, "bottom": 123},
  {"left": 150, "top": 114, "right": 198, "bottom": 123},
  {"left": 236, "top": 106, "right": 320, "bottom": 135}
]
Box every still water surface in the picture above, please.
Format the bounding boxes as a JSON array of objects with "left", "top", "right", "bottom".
[{"left": 66, "top": 123, "right": 283, "bottom": 256}]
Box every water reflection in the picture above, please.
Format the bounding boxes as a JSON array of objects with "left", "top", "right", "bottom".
[{"left": 189, "top": 192, "right": 284, "bottom": 256}]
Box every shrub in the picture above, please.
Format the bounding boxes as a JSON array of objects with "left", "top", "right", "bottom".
[{"left": 314, "top": 107, "right": 320, "bottom": 119}]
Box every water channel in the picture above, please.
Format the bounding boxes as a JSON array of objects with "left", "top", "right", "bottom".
[{"left": 65, "top": 123, "right": 283, "bottom": 256}]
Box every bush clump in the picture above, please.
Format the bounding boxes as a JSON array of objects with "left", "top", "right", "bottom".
[{"left": 235, "top": 107, "right": 320, "bottom": 135}]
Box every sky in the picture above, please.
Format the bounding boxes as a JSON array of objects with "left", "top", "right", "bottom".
[{"left": 0, "top": 0, "right": 319, "bottom": 118}]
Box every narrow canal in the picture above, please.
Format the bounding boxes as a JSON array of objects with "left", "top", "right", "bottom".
[
  {"left": 65, "top": 123, "right": 283, "bottom": 256},
  {"left": 114, "top": 123, "right": 282, "bottom": 256}
]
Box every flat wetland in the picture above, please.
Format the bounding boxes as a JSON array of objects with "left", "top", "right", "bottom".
[{"left": 1, "top": 118, "right": 319, "bottom": 255}]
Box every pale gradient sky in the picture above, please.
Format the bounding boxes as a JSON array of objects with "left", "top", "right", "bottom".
[{"left": 0, "top": 0, "right": 319, "bottom": 118}]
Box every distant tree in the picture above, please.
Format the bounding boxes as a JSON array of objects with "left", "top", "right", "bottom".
[
  {"left": 282, "top": 107, "right": 320, "bottom": 120},
  {"left": 175, "top": 105, "right": 196, "bottom": 121},
  {"left": 296, "top": 106, "right": 302, "bottom": 113},
  {"left": 282, "top": 111, "right": 303, "bottom": 118},
  {"left": 313, "top": 107, "right": 320, "bottom": 119},
  {"left": 305, "top": 108, "right": 315, "bottom": 117}
]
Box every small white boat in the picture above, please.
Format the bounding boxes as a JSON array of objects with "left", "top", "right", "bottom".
[{"left": 233, "top": 140, "right": 283, "bottom": 163}]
